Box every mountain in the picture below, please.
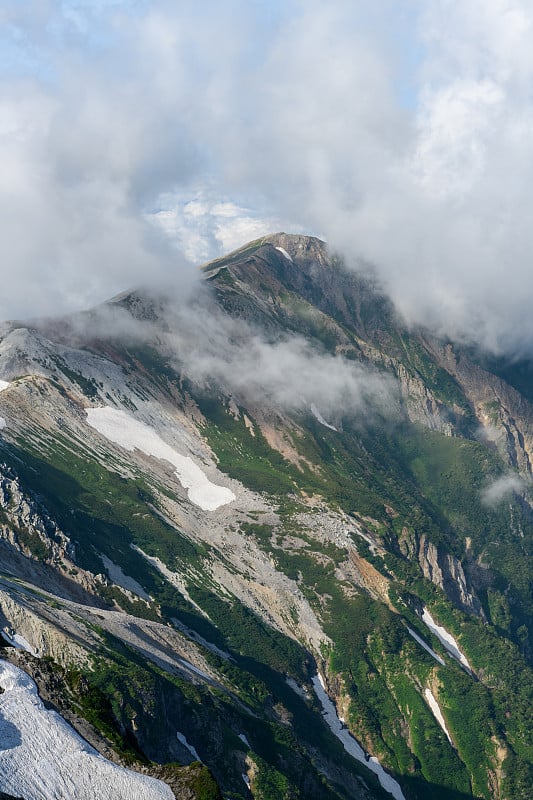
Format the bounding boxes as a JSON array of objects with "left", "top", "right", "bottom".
[{"left": 1, "top": 233, "right": 532, "bottom": 800}]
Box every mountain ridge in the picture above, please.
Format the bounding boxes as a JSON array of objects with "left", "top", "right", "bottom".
[{"left": 1, "top": 233, "right": 533, "bottom": 799}]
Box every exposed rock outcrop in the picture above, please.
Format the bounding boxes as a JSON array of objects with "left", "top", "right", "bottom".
[
  {"left": 399, "top": 529, "right": 482, "bottom": 615},
  {"left": 427, "top": 341, "right": 533, "bottom": 474},
  {"left": 0, "top": 463, "right": 106, "bottom": 604}
]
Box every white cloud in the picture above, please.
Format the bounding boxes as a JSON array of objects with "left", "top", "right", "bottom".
[
  {"left": 192, "top": 0, "right": 533, "bottom": 354},
  {"left": 161, "top": 295, "right": 398, "bottom": 421},
  {"left": 3, "top": 0, "right": 533, "bottom": 358},
  {"left": 52, "top": 288, "right": 399, "bottom": 425},
  {"left": 481, "top": 473, "right": 526, "bottom": 507},
  {"left": 147, "top": 188, "right": 304, "bottom": 265},
  {"left": 412, "top": 79, "right": 504, "bottom": 199}
]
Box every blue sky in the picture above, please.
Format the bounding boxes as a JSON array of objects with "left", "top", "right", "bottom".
[{"left": 2, "top": 1, "right": 533, "bottom": 353}]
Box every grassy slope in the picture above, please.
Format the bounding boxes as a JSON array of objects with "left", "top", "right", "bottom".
[
  {"left": 0, "top": 431, "right": 393, "bottom": 800},
  {"left": 190, "top": 383, "right": 533, "bottom": 799}
]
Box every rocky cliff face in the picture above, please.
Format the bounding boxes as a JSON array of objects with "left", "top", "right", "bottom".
[
  {"left": 0, "top": 462, "right": 112, "bottom": 605},
  {"left": 397, "top": 530, "right": 482, "bottom": 615},
  {"left": 425, "top": 340, "right": 533, "bottom": 473},
  {"left": 1, "top": 462, "right": 72, "bottom": 564}
]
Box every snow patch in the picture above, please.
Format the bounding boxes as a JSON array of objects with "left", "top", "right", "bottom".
[
  {"left": 132, "top": 545, "right": 209, "bottom": 618},
  {"left": 285, "top": 677, "right": 309, "bottom": 699},
  {"left": 99, "top": 554, "right": 151, "bottom": 601},
  {"left": 242, "top": 773, "right": 251, "bottom": 789},
  {"left": 0, "top": 661, "right": 174, "bottom": 800},
  {"left": 176, "top": 732, "right": 201, "bottom": 762},
  {"left": 421, "top": 608, "right": 472, "bottom": 671},
  {"left": 86, "top": 406, "right": 235, "bottom": 511},
  {"left": 238, "top": 733, "right": 251, "bottom": 748},
  {"left": 312, "top": 675, "right": 406, "bottom": 800},
  {"left": 275, "top": 246, "right": 293, "bottom": 262},
  {"left": 406, "top": 627, "right": 445, "bottom": 666},
  {"left": 310, "top": 404, "right": 338, "bottom": 432},
  {"left": 0, "top": 380, "right": 9, "bottom": 392},
  {"left": 1, "top": 629, "right": 39, "bottom": 657},
  {"left": 0, "top": 417, "right": 5, "bottom": 431},
  {"left": 177, "top": 659, "right": 210, "bottom": 681},
  {"left": 424, "top": 688, "right": 453, "bottom": 745},
  {"left": 171, "top": 618, "right": 233, "bottom": 661}
]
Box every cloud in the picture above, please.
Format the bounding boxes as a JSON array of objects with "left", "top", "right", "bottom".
[
  {"left": 0, "top": 1, "right": 199, "bottom": 320},
  {"left": 201, "top": 0, "right": 533, "bottom": 355},
  {"left": 77, "top": 286, "right": 397, "bottom": 422},
  {"left": 4, "top": 1, "right": 533, "bottom": 357},
  {"left": 161, "top": 293, "right": 398, "bottom": 422},
  {"left": 147, "top": 188, "right": 306, "bottom": 265},
  {"left": 39, "top": 284, "right": 399, "bottom": 424},
  {"left": 481, "top": 473, "right": 526, "bottom": 507},
  {"left": 187, "top": 0, "right": 533, "bottom": 355}
]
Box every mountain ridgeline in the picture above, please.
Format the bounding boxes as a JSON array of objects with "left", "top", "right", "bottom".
[{"left": 0, "top": 233, "right": 532, "bottom": 799}]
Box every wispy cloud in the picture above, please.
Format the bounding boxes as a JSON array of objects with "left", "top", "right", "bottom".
[
  {"left": 160, "top": 293, "right": 399, "bottom": 422},
  {"left": 481, "top": 473, "right": 526, "bottom": 507},
  {"left": 39, "top": 277, "right": 398, "bottom": 425}
]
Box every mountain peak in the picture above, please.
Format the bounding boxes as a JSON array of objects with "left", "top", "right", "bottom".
[
  {"left": 200, "top": 232, "right": 327, "bottom": 275},
  {"left": 261, "top": 231, "right": 327, "bottom": 259}
]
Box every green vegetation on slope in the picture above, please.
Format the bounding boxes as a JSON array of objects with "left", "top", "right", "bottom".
[{"left": 396, "top": 425, "right": 533, "bottom": 641}]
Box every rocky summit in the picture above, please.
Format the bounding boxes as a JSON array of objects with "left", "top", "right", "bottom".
[{"left": 0, "top": 233, "right": 532, "bottom": 800}]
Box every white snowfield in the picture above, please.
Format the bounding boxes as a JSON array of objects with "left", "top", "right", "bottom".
[
  {"left": 86, "top": 406, "right": 235, "bottom": 511},
  {"left": 238, "top": 733, "right": 251, "bottom": 748},
  {"left": 176, "top": 731, "right": 201, "bottom": 762},
  {"left": 0, "top": 380, "right": 9, "bottom": 392},
  {"left": 406, "top": 627, "right": 445, "bottom": 666},
  {"left": 1, "top": 629, "right": 39, "bottom": 657},
  {"left": 100, "top": 553, "right": 152, "bottom": 601},
  {"left": 310, "top": 404, "right": 338, "bottom": 432},
  {"left": 275, "top": 246, "right": 293, "bottom": 262},
  {"left": 0, "top": 661, "right": 174, "bottom": 800},
  {"left": 312, "top": 675, "right": 406, "bottom": 800},
  {"left": 0, "top": 417, "right": 5, "bottom": 431},
  {"left": 424, "top": 688, "right": 453, "bottom": 745},
  {"left": 421, "top": 608, "right": 472, "bottom": 671}
]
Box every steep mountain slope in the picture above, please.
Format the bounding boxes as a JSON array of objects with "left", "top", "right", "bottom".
[{"left": 0, "top": 233, "right": 532, "bottom": 799}]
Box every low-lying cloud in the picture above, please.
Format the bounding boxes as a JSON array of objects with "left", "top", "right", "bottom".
[
  {"left": 163, "top": 295, "right": 399, "bottom": 422},
  {"left": 40, "top": 285, "right": 399, "bottom": 425},
  {"left": 481, "top": 473, "right": 526, "bottom": 507}
]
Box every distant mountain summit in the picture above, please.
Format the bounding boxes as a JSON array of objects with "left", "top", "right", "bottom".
[{"left": 1, "top": 235, "right": 533, "bottom": 799}]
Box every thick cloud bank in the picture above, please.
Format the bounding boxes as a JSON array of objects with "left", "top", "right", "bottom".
[{"left": 3, "top": 1, "right": 533, "bottom": 354}]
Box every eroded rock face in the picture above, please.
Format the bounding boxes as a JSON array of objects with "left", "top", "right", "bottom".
[
  {"left": 0, "top": 587, "right": 99, "bottom": 666},
  {"left": 428, "top": 341, "right": 533, "bottom": 474},
  {"left": 394, "top": 363, "right": 453, "bottom": 434},
  {"left": 399, "top": 529, "right": 482, "bottom": 615},
  {"left": 0, "top": 463, "right": 71, "bottom": 560},
  {"left": 0, "top": 463, "right": 105, "bottom": 603}
]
